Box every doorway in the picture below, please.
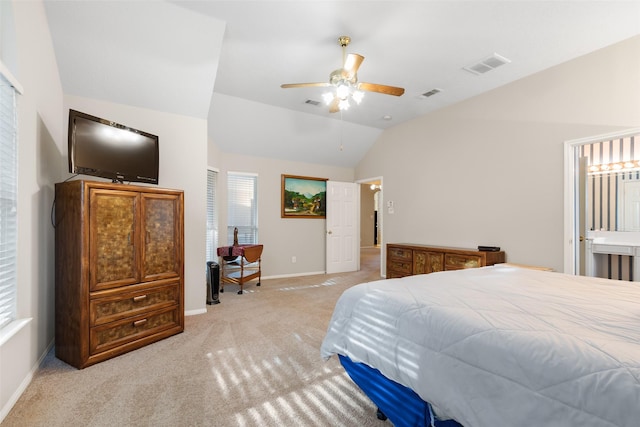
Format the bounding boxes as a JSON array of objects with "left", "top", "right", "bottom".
[
  {"left": 357, "top": 176, "right": 384, "bottom": 277},
  {"left": 564, "top": 128, "right": 640, "bottom": 275}
]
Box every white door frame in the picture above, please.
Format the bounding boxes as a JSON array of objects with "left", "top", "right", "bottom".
[
  {"left": 356, "top": 176, "right": 384, "bottom": 277},
  {"left": 563, "top": 127, "right": 640, "bottom": 274}
]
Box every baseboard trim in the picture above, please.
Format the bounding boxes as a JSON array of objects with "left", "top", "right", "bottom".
[
  {"left": 1, "top": 335, "right": 52, "bottom": 424},
  {"left": 261, "top": 271, "right": 326, "bottom": 280}
]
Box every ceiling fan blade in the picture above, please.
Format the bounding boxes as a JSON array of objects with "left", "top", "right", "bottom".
[
  {"left": 343, "top": 53, "right": 364, "bottom": 77},
  {"left": 358, "top": 82, "right": 405, "bottom": 96},
  {"left": 329, "top": 97, "right": 340, "bottom": 113},
  {"left": 281, "top": 82, "right": 331, "bottom": 89}
]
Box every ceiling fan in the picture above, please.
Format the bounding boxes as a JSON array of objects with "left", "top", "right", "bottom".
[{"left": 281, "top": 36, "right": 405, "bottom": 113}]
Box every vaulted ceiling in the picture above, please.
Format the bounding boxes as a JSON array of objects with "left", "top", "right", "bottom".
[{"left": 44, "top": 1, "right": 640, "bottom": 167}]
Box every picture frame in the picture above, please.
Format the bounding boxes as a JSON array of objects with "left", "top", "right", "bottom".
[{"left": 281, "top": 174, "right": 328, "bottom": 218}]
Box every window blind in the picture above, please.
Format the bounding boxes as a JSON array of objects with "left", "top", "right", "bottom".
[
  {"left": 227, "top": 172, "right": 258, "bottom": 245},
  {"left": 206, "top": 169, "right": 218, "bottom": 261},
  {"left": 0, "top": 72, "right": 18, "bottom": 329}
]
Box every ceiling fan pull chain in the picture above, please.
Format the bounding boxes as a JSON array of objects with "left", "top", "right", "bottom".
[{"left": 339, "top": 110, "right": 344, "bottom": 152}]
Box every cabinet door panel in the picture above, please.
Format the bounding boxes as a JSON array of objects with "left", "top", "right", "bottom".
[
  {"left": 141, "top": 193, "right": 182, "bottom": 281},
  {"left": 90, "top": 189, "right": 140, "bottom": 291},
  {"left": 415, "top": 251, "right": 444, "bottom": 274}
]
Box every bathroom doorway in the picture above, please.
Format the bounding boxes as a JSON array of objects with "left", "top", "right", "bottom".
[{"left": 564, "top": 128, "right": 640, "bottom": 276}]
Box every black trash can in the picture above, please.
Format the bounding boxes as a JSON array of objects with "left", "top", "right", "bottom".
[{"left": 206, "top": 261, "right": 220, "bottom": 305}]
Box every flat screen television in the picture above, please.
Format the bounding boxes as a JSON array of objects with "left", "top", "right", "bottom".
[{"left": 68, "top": 109, "right": 159, "bottom": 184}]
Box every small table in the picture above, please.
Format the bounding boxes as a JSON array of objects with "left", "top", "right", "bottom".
[{"left": 216, "top": 244, "right": 263, "bottom": 294}]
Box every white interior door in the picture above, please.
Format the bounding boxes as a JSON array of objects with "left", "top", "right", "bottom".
[
  {"left": 623, "top": 181, "right": 640, "bottom": 231},
  {"left": 326, "top": 181, "right": 359, "bottom": 274}
]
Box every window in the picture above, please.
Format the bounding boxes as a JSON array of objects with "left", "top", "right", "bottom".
[
  {"left": 0, "top": 68, "right": 19, "bottom": 330},
  {"left": 227, "top": 172, "right": 258, "bottom": 245},
  {"left": 206, "top": 168, "right": 218, "bottom": 261}
]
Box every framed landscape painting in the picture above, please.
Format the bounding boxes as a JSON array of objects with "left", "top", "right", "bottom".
[{"left": 281, "top": 175, "right": 327, "bottom": 218}]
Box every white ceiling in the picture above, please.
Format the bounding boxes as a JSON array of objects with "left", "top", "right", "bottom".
[{"left": 44, "top": 1, "right": 640, "bottom": 167}]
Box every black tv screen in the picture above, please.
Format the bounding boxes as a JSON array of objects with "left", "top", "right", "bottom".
[{"left": 68, "top": 109, "right": 159, "bottom": 184}]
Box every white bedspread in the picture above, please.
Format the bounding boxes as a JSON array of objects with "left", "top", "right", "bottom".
[{"left": 320, "top": 266, "right": 640, "bottom": 427}]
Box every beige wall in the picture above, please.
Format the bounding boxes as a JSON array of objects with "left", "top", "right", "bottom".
[
  {"left": 64, "top": 95, "right": 209, "bottom": 315},
  {"left": 208, "top": 150, "right": 354, "bottom": 276},
  {"left": 357, "top": 35, "right": 640, "bottom": 273},
  {"left": 1, "top": 0, "right": 64, "bottom": 420}
]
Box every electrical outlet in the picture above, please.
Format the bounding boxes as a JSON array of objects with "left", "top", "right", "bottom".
[{"left": 291, "top": 256, "right": 297, "bottom": 263}]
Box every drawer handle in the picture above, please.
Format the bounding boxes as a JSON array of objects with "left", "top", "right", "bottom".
[
  {"left": 133, "top": 319, "right": 148, "bottom": 327},
  {"left": 133, "top": 295, "right": 147, "bottom": 303}
]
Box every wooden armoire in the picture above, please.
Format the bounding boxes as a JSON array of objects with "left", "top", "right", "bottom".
[{"left": 54, "top": 180, "right": 184, "bottom": 369}]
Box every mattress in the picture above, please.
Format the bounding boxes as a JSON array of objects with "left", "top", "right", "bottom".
[
  {"left": 320, "top": 266, "right": 640, "bottom": 427},
  {"left": 339, "top": 354, "right": 462, "bottom": 427}
]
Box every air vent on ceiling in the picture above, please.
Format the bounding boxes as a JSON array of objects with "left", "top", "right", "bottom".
[
  {"left": 463, "top": 53, "right": 511, "bottom": 75},
  {"left": 421, "top": 88, "right": 442, "bottom": 98},
  {"left": 305, "top": 99, "right": 321, "bottom": 106}
]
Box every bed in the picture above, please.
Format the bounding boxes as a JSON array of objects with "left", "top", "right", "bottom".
[
  {"left": 216, "top": 244, "right": 263, "bottom": 294},
  {"left": 320, "top": 265, "right": 640, "bottom": 427}
]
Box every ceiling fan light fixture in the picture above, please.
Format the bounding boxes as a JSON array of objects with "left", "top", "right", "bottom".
[
  {"left": 352, "top": 90, "right": 364, "bottom": 104},
  {"left": 322, "top": 92, "right": 334, "bottom": 105},
  {"left": 338, "top": 98, "right": 350, "bottom": 111},
  {"left": 336, "top": 84, "right": 350, "bottom": 99}
]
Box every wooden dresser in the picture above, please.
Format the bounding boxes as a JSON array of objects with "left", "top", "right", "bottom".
[
  {"left": 55, "top": 180, "right": 184, "bottom": 369},
  {"left": 387, "top": 243, "right": 505, "bottom": 278}
]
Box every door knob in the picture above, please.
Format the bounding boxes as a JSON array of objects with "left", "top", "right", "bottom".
[{"left": 327, "top": 230, "right": 332, "bottom": 235}]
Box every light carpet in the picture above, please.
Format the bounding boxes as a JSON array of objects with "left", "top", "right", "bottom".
[{"left": 3, "top": 248, "right": 388, "bottom": 427}]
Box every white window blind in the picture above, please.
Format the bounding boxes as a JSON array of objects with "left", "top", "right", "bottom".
[
  {"left": 227, "top": 172, "right": 258, "bottom": 245},
  {"left": 206, "top": 169, "right": 218, "bottom": 261},
  {"left": 0, "top": 72, "right": 18, "bottom": 330}
]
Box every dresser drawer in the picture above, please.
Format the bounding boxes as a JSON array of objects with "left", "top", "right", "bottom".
[
  {"left": 388, "top": 246, "right": 413, "bottom": 262},
  {"left": 445, "top": 253, "right": 483, "bottom": 270},
  {"left": 387, "top": 260, "right": 413, "bottom": 277},
  {"left": 90, "top": 281, "right": 180, "bottom": 326},
  {"left": 90, "top": 306, "right": 180, "bottom": 355}
]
